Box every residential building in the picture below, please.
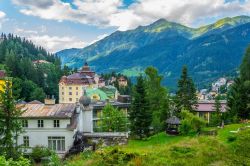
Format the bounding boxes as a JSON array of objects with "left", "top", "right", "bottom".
[
  {"left": 59, "top": 62, "right": 105, "bottom": 103},
  {"left": 195, "top": 100, "right": 227, "bottom": 123},
  {"left": 17, "top": 98, "right": 77, "bottom": 155},
  {"left": 17, "top": 95, "right": 130, "bottom": 155}
]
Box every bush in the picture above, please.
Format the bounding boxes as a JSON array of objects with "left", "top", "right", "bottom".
[
  {"left": 30, "top": 146, "right": 51, "bottom": 163},
  {"left": 45, "top": 152, "right": 62, "bottom": 166},
  {"left": 0, "top": 155, "right": 31, "bottom": 166},
  {"left": 179, "top": 119, "right": 192, "bottom": 135},
  {"left": 179, "top": 110, "right": 206, "bottom": 135},
  {"left": 97, "top": 147, "right": 139, "bottom": 165}
]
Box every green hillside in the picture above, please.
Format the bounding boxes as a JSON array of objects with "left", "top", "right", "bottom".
[
  {"left": 65, "top": 124, "right": 250, "bottom": 166},
  {"left": 0, "top": 34, "right": 63, "bottom": 101},
  {"left": 57, "top": 16, "right": 250, "bottom": 89}
]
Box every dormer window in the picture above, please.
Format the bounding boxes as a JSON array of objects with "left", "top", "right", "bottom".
[
  {"left": 22, "top": 120, "right": 28, "bottom": 128},
  {"left": 38, "top": 120, "right": 44, "bottom": 128},
  {"left": 54, "top": 120, "right": 60, "bottom": 128}
]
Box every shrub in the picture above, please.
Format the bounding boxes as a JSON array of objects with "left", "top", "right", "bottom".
[
  {"left": 30, "top": 146, "right": 51, "bottom": 163},
  {"left": 97, "top": 147, "right": 139, "bottom": 165},
  {"left": 179, "top": 110, "right": 206, "bottom": 135},
  {"left": 0, "top": 155, "right": 31, "bottom": 166},
  {"left": 178, "top": 119, "right": 191, "bottom": 135},
  {"left": 46, "top": 152, "right": 62, "bottom": 166}
]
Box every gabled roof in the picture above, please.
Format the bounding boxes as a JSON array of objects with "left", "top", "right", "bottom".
[
  {"left": 166, "top": 116, "right": 180, "bottom": 125},
  {"left": 196, "top": 100, "right": 227, "bottom": 112},
  {"left": 18, "top": 103, "right": 76, "bottom": 118},
  {"left": 28, "top": 100, "right": 43, "bottom": 104}
]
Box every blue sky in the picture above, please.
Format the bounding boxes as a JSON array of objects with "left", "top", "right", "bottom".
[{"left": 0, "top": 0, "right": 249, "bottom": 52}]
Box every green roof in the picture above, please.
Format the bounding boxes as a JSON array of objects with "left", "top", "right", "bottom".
[{"left": 86, "top": 88, "right": 109, "bottom": 100}]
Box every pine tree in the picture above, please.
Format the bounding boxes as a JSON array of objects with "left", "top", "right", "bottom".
[
  {"left": 227, "top": 46, "right": 250, "bottom": 120},
  {"left": 0, "top": 79, "right": 23, "bottom": 159},
  {"left": 175, "top": 65, "right": 198, "bottom": 113},
  {"left": 130, "top": 75, "right": 151, "bottom": 139}
]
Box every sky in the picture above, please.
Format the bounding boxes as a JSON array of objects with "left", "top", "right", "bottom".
[{"left": 0, "top": 0, "right": 250, "bottom": 53}]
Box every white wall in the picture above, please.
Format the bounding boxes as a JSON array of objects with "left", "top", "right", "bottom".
[
  {"left": 18, "top": 119, "right": 75, "bottom": 154},
  {"left": 26, "top": 119, "right": 71, "bottom": 129},
  {"left": 82, "top": 108, "right": 93, "bottom": 133}
]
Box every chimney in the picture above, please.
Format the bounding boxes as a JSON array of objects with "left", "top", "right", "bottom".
[{"left": 44, "top": 95, "right": 56, "bottom": 105}]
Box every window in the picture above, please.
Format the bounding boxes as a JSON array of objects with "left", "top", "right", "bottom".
[
  {"left": 76, "top": 92, "right": 78, "bottom": 95},
  {"left": 54, "top": 120, "right": 60, "bottom": 128},
  {"left": 69, "top": 98, "right": 72, "bottom": 101},
  {"left": 38, "top": 120, "right": 44, "bottom": 128},
  {"left": 62, "top": 92, "right": 64, "bottom": 95},
  {"left": 22, "top": 120, "right": 28, "bottom": 128},
  {"left": 62, "top": 87, "right": 64, "bottom": 90},
  {"left": 48, "top": 137, "right": 65, "bottom": 151},
  {"left": 69, "top": 92, "right": 72, "bottom": 95},
  {"left": 76, "top": 87, "right": 78, "bottom": 90},
  {"left": 69, "top": 87, "right": 72, "bottom": 90},
  {"left": 76, "top": 98, "right": 79, "bottom": 102},
  {"left": 23, "top": 136, "right": 29, "bottom": 147}
]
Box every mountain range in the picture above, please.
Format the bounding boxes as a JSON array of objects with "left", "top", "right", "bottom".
[{"left": 56, "top": 16, "right": 250, "bottom": 89}]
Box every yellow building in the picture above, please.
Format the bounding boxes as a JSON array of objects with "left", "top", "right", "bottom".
[
  {"left": 59, "top": 63, "right": 105, "bottom": 103},
  {"left": 0, "top": 70, "right": 6, "bottom": 92}
]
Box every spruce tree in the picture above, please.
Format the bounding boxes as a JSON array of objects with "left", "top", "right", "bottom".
[
  {"left": 130, "top": 75, "right": 151, "bottom": 139},
  {"left": 227, "top": 46, "right": 250, "bottom": 120},
  {"left": 0, "top": 79, "right": 23, "bottom": 159},
  {"left": 175, "top": 65, "right": 198, "bottom": 113}
]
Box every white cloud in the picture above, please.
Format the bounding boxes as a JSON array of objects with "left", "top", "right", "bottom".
[
  {"left": 12, "top": 0, "right": 250, "bottom": 30},
  {"left": 0, "top": 11, "right": 6, "bottom": 29},
  {"left": 14, "top": 27, "right": 85, "bottom": 52},
  {"left": 29, "top": 35, "right": 86, "bottom": 52}
]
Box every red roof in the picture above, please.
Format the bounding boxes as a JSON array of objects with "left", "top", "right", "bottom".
[
  {"left": 196, "top": 101, "right": 227, "bottom": 112},
  {"left": 59, "top": 62, "right": 97, "bottom": 85}
]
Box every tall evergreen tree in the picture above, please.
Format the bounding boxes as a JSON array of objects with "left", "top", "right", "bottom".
[
  {"left": 144, "top": 66, "right": 170, "bottom": 132},
  {"left": 0, "top": 79, "right": 23, "bottom": 159},
  {"left": 175, "top": 65, "right": 198, "bottom": 113},
  {"left": 227, "top": 46, "right": 250, "bottom": 120},
  {"left": 130, "top": 75, "right": 151, "bottom": 139}
]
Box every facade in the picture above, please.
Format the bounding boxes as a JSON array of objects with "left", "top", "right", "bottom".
[
  {"left": 17, "top": 99, "right": 77, "bottom": 155},
  {"left": 195, "top": 100, "right": 227, "bottom": 123},
  {"left": 59, "top": 62, "right": 106, "bottom": 103},
  {"left": 17, "top": 96, "right": 130, "bottom": 155}
]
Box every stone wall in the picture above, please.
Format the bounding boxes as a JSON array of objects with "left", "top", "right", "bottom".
[{"left": 83, "top": 132, "right": 128, "bottom": 148}]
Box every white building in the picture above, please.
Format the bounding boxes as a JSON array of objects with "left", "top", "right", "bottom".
[
  {"left": 17, "top": 99, "right": 78, "bottom": 155},
  {"left": 17, "top": 95, "right": 130, "bottom": 155}
]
